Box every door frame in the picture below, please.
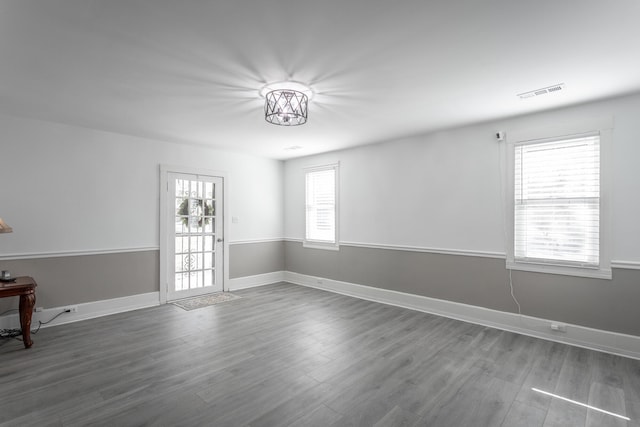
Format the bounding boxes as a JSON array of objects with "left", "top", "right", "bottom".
[{"left": 159, "top": 164, "right": 230, "bottom": 304}]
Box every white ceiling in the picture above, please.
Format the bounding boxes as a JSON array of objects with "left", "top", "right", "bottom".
[{"left": 1, "top": 0, "right": 639, "bottom": 159}]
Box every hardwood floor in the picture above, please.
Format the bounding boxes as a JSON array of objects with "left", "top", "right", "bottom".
[{"left": 1, "top": 282, "right": 639, "bottom": 426}]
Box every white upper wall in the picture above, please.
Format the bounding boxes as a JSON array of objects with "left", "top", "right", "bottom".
[
  {"left": 284, "top": 92, "right": 640, "bottom": 263},
  {"left": 3, "top": 91, "right": 639, "bottom": 262},
  {"left": 0, "top": 114, "right": 284, "bottom": 256}
]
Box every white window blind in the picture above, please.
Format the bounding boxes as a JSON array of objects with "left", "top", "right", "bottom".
[
  {"left": 305, "top": 166, "right": 337, "bottom": 244},
  {"left": 514, "top": 133, "right": 600, "bottom": 267}
]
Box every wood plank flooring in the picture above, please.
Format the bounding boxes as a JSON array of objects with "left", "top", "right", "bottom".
[{"left": 1, "top": 282, "right": 639, "bottom": 426}]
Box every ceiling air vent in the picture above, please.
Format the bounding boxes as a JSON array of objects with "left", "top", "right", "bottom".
[{"left": 518, "top": 83, "right": 566, "bottom": 99}]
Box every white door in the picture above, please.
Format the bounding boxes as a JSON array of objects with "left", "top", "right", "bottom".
[{"left": 166, "top": 172, "right": 224, "bottom": 301}]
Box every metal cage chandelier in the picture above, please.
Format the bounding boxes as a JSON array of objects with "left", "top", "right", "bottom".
[
  {"left": 261, "top": 81, "right": 313, "bottom": 126},
  {"left": 264, "top": 90, "right": 307, "bottom": 126}
]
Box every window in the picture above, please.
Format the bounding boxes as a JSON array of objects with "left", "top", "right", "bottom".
[
  {"left": 304, "top": 163, "right": 339, "bottom": 250},
  {"left": 507, "top": 123, "right": 611, "bottom": 279}
]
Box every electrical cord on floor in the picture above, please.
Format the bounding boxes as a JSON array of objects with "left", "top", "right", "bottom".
[
  {"left": 0, "top": 309, "right": 22, "bottom": 342},
  {"left": 0, "top": 309, "right": 71, "bottom": 343},
  {"left": 31, "top": 309, "right": 71, "bottom": 334},
  {"left": 0, "top": 328, "right": 22, "bottom": 339}
]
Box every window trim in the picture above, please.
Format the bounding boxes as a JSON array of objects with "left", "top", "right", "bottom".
[
  {"left": 303, "top": 163, "right": 340, "bottom": 251},
  {"left": 505, "top": 118, "right": 612, "bottom": 279}
]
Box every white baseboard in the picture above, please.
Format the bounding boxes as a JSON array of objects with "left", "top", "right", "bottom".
[
  {"left": 0, "top": 292, "right": 160, "bottom": 330},
  {"left": 284, "top": 271, "right": 640, "bottom": 360},
  {"left": 227, "top": 271, "right": 285, "bottom": 291}
]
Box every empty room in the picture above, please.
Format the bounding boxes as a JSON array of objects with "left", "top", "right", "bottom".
[{"left": 1, "top": 1, "right": 640, "bottom": 426}]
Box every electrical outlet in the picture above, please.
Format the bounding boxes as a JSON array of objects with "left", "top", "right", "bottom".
[
  {"left": 316, "top": 278, "right": 323, "bottom": 285},
  {"left": 34, "top": 307, "right": 44, "bottom": 312},
  {"left": 63, "top": 305, "right": 78, "bottom": 313},
  {"left": 550, "top": 323, "right": 566, "bottom": 332}
]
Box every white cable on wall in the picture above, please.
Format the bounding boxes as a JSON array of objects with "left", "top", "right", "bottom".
[
  {"left": 508, "top": 269, "right": 521, "bottom": 315},
  {"left": 496, "top": 132, "right": 522, "bottom": 315}
]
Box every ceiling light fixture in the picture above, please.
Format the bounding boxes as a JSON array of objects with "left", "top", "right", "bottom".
[{"left": 260, "top": 81, "right": 313, "bottom": 126}]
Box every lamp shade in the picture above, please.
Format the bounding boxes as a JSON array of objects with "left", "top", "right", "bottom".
[{"left": 0, "top": 218, "right": 13, "bottom": 233}]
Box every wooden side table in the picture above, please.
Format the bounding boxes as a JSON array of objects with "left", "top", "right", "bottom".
[{"left": 0, "top": 276, "right": 37, "bottom": 348}]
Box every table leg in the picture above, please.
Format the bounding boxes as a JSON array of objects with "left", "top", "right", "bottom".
[{"left": 19, "top": 292, "right": 35, "bottom": 348}]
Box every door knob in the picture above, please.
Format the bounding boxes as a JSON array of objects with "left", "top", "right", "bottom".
[{"left": 217, "top": 238, "right": 223, "bottom": 242}]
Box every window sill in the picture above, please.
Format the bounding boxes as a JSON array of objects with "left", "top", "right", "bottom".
[
  {"left": 303, "top": 241, "right": 340, "bottom": 251},
  {"left": 506, "top": 260, "right": 612, "bottom": 280}
]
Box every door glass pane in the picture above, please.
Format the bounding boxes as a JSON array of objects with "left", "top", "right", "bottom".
[
  {"left": 204, "top": 252, "right": 214, "bottom": 269},
  {"left": 204, "top": 270, "right": 213, "bottom": 286},
  {"left": 204, "top": 218, "right": 214, "bottom": 234},
  {"left": 189, "top": 236, "right": 201, "bottom": 252},
  {"left": 175, "top": 216, "right": 186, "bottom": 234},
  {"left": 176, "top": 272, "right": 190, "bottom": 291},
  {"left": 205, "top": 182, "right": 214, "bottom": 199},
  {"left": 204, "top": 235, "right": 214, "bottom": 252},
  {"left": 185, "top": 254, "right": 196, "bottom": 272},
  {"left": 193, "top": 271, "right": 204, "bottom": 288},
  {"left": 175, "top": 179, "right": 186, "bottom": 197},
  {"left": 196, "top": 181, "right": 204, "bottom": 199}
]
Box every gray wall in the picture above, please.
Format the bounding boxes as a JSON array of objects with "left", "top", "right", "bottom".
[
  {"left": 0, "top": 241, "right": 286, "bottom": 312},
  {"left": 229, "top": 241, "right": 285, "bottom": 279},
  {"left": 285, "top": 241, "right": 640, "bottom": 337},
  {"left": 0, "top": 250, "right": 158, "bottom": 311}
]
